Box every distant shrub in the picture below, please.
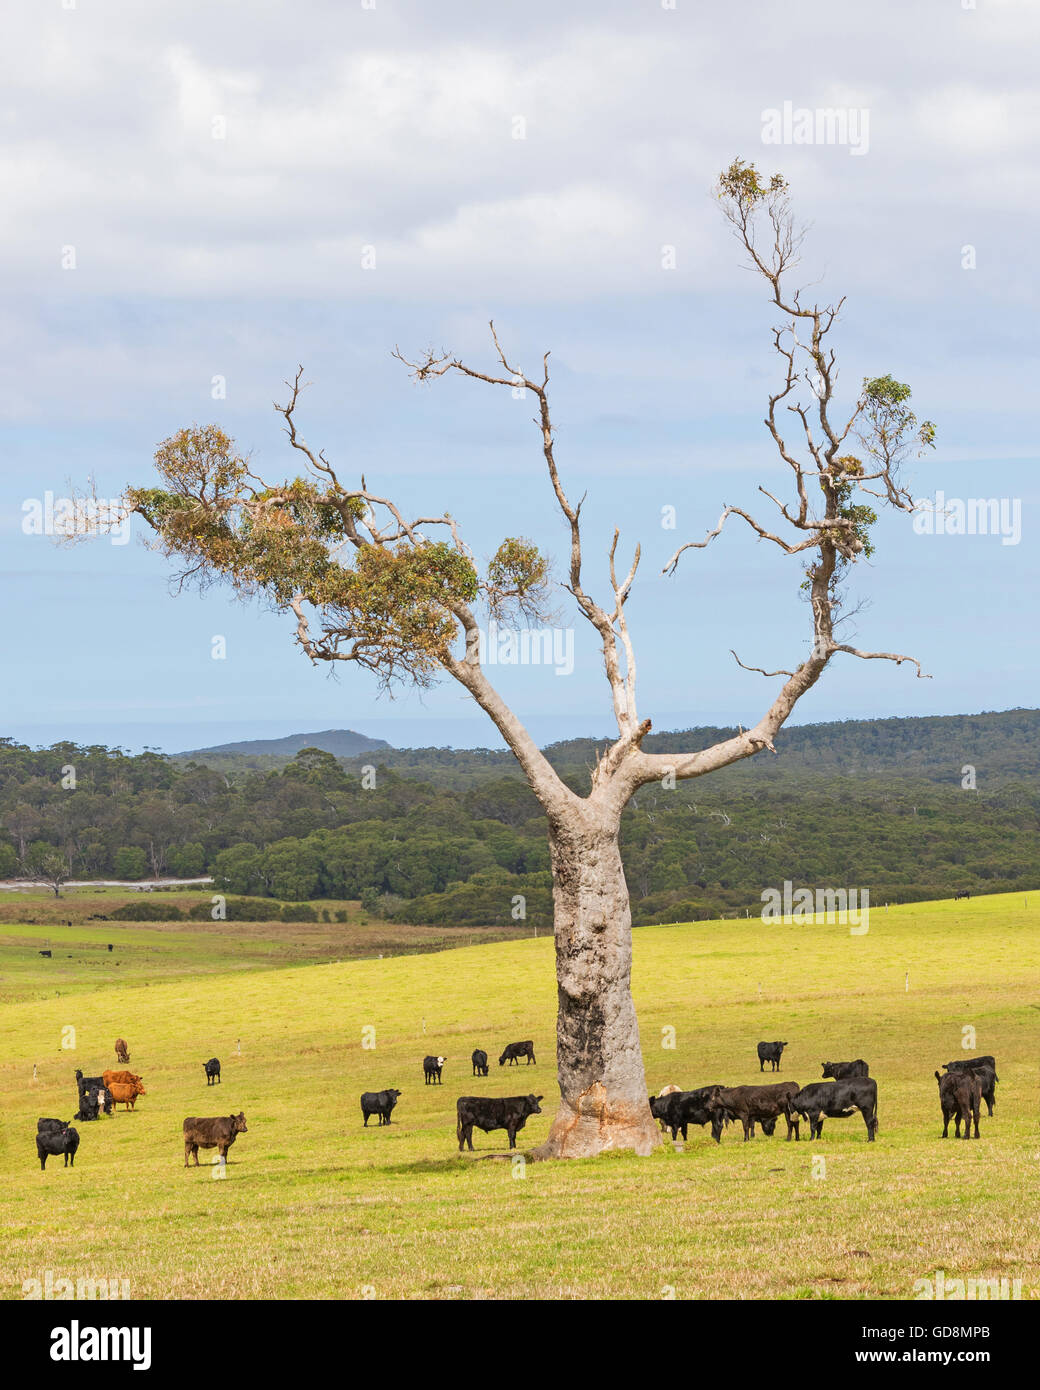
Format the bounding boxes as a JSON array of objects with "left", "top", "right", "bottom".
[
  {"left": 187, "top": 896, "right": 281, "bottom": 922},
  {"left": 281, "top": 902, "right": 318, "bottom": 923},
  {"left": 110, "top": 900, "right": 184, "bottom": 921},
  {"left": 186, "top": 896, "right": 317, "bottom": 922}
]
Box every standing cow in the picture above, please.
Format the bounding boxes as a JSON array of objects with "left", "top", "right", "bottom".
[
  {"left": 936, "top": 1070, "right": 981, "bottom": 1139},
  {"left": 108, "top": 1080, "right": 146, "bottom": 1111},
  {"left": 821, "top": 1060, "right": 870, "bottom": 1079},
  {"left": 650, "top": 1083, "right": 683, "bottom": 1133},
  {"left": 499, "top": 1041, "right": 536, "bottom": 1067},
  {"left": 361, "top": 1089, "right": 401, "bottom": 1126},
  {"left": 75, "top": 1089, "right": 101, "bottom": 1122},
  {"left": 103, "top": 1069, "right": 142, "bottom": 1088},
  {"left": 787, "top": 1078, "right": 878, "bottom": 1141},
  {"left": 75, "top": 1070, "right": 113, "bottom": 1116},
  {"left": 757, "top": 1041, "right": 788, "bottom": 1072},
  {"left": 471, "top": 1049, "right": 489, "bottom": 1077},
  {"left": 423, "top": 1055, "right": 446, "bottom": 1085},
  {"left": 114, "top": 1038, "right": 130, "bottom": 1064},
  {"left": 712, "top": 1083, "right": 801, "bottom": 1142},
  {"left": 204, "top": 1058, "right": 221, "bottom": 1085},
  {"left": 942, "top": 1057, "right": 998, "bottom": 1117},
  {"left": 183, "top": 1112, "right": 248, "bottom": 1167},
  {"left": 651, "top": 1086, "right": 725, "bottom": 1143},
  {"left": 37, "top": 1121, "right": 79, "bottom": 1169},
  {"left": 456, "top": 1095, "right": 543, "bottom": 1152}
]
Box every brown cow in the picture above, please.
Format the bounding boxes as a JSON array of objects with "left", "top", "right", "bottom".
[
  {"left": 108, "top": 1079, "right": 146, "bottom": 1111},
  {"left": 103, "top": 1069, "right": 141, "bottom": 1088},
  {"left": 183, "top": 1113, "right": 248, "bottom": 1167},
  {"left": 114, "top": 1038, "right": 130, "bottom": 1064}
]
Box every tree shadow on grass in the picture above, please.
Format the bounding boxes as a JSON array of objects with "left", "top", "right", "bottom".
[{"left": 378, "top": 1151, "right": 528, "bottom": 1176}]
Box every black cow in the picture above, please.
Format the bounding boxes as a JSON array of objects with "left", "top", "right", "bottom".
[
  {"left": 936, "top": 1069, "right": 980, "bottom": 1139},
  {"left": 711, "top": 1082, "right": 801, "bottom": 1141},
  {"left": 204, "top": 1058, "right": 221, "bottom": 1086},
  {"left": 943, "top": 1055, "right": 995, "bottom": 1071},
  {"left": 942, "top": 1058, "right": 997, "bottom": 1116},
  {"left": 39, "top": 950, "right": 52, "bottom": 958},
  {"left": 456, "top": 1094, "right": 543, "bottom": 1151},
  {"left": 821, "top": 1059, "right": 870, "bottom": 1079},
  {"left": 499, "top": 1040, "right": 535, "bottom": 1066},
  {"left": 757, "top": 1041, "right": 788, "bottom": 1072},
  {"left": 75, "top": 1070, "right": 113, "bottom": 1116},
  {"left": 788, "top": 1078, "right": 878, "bottom": 1141},
  {"left": 361, "top": 1089, "right": 402, "bottom": 1127},
  {"left": 75, "top": 1089, "right": 101, "bottom": 1122},
  {"left": 471, "top": 1049, "right": 489, "bottom": 1077},
  {"left": 953, "top": 889, "right": 971, "bottom": 900},
  {"left": 423, "top": 1055, "right": 446, "bottom": 1085},
  {"left": 650, "top": 1086, "right": 726, "bottom": 1143},
  {"left": 37, "top": 1123, "right": 79, "bottom": 1169}
]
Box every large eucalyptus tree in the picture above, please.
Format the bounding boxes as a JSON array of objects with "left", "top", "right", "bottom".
[{"left": 115, "top": 163, "right": 933, "bottom": 1158}]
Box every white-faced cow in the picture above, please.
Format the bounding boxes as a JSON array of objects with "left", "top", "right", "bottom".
[{"left": 423, "top": 1055, "right": 446, "bottom": 1085}]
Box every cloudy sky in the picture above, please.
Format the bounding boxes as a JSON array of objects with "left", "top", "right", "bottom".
[{"left": 2, "top": 0, "right": 1036, "bottom": 752}]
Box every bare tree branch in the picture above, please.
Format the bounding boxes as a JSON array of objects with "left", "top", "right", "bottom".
[{"left": 730, "top": 650, "right": 796, "bottom": 678}]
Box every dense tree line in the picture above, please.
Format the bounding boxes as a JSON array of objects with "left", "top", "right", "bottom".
[
  {"left": 174, "top": 708, "right": 1040, "bottom": 790},
  {"left": 2, "top": 714, "right": 1039, "bottom": 925}
]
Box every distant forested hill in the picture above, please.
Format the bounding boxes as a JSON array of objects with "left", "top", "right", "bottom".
[
  {"left": 175, "top": 728, "right": 390, "bottom": 766},
  {"left": 2, "top": 708, "right": 1038, "bottom": 927},
  {"left": 169, "top": 709, "right": 1040, "bottom": 789},
  {"left": 335, "top": 708, "right": 1040, "bottom": 790}
]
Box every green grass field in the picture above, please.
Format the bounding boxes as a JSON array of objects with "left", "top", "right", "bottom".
[
  {"left": 1, "top": 893, "right": 1038, "bottom": 1300},
  {"left": 0, "top": 889, "right": 517, "bottom": 1005}
]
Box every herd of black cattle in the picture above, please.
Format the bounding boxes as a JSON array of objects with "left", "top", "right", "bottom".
[
  {"left": 358, "top": 1040, "right": 1000, "bottom": 1153},
  {"left": 360, "top": 1040, "right": 543, "bottom": 1150},
  {"left": 646, "top": 1044, "right": 999, "bottom": 1146},
  {"left": 34, "top": 1033, "right": 1001, "bottom": 1170}
]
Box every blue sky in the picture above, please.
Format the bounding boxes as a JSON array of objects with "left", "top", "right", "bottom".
[{"left": 1, "top": 0, "right": 1036, "bottom": 753}]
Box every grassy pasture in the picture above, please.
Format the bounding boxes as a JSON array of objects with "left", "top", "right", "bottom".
[
  {"left": 1, "top": 893, "right": 1038, "bottom": 1300},
  {"left": 0, "top": 891, "right": 519, "bottom": 1004}
]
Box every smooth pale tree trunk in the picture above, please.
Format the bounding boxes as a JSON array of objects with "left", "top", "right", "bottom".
[{"left": 530, "top": 806, "right": 660, "bottom": 1159}]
